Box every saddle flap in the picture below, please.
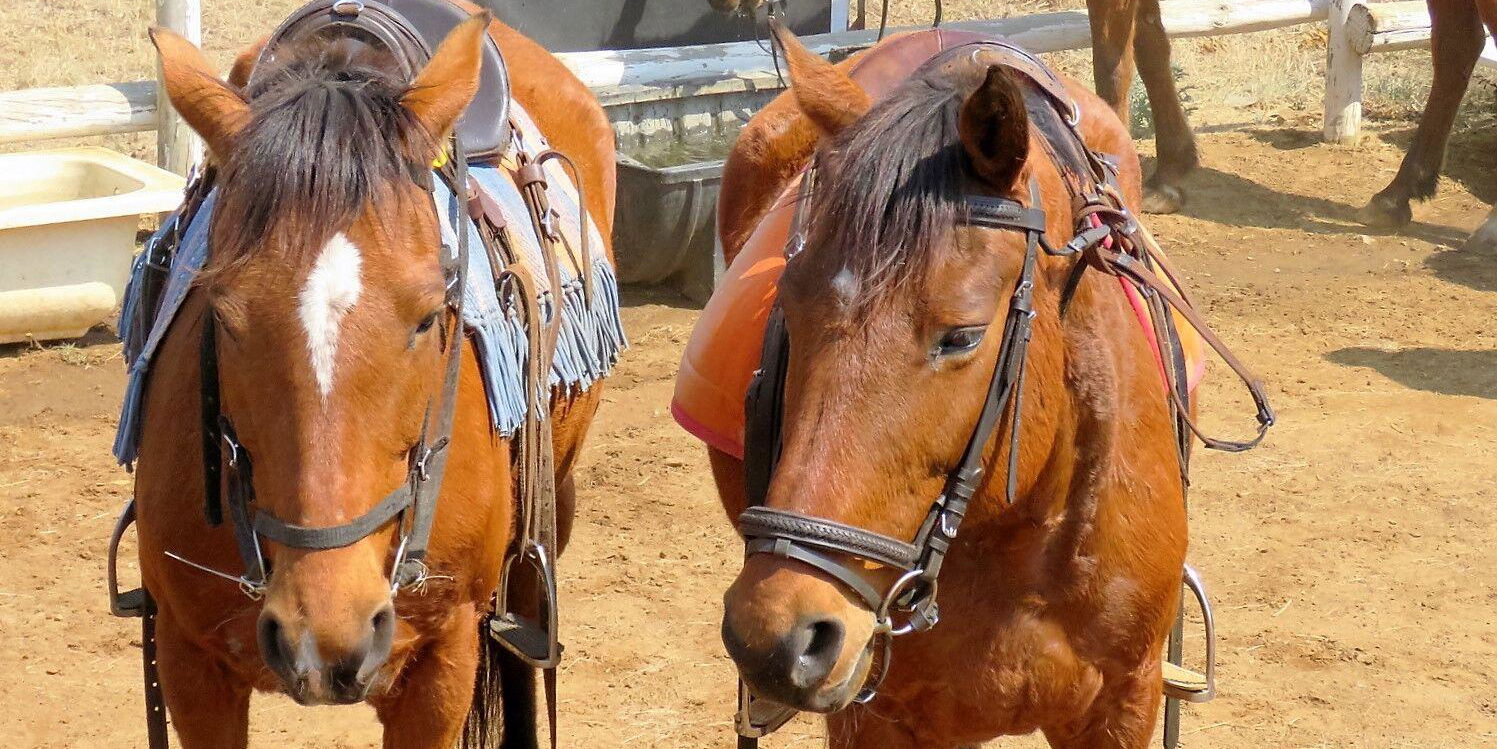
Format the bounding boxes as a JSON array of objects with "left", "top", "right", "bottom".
[{"left": 253, "top": 0, "right": 512, "bottom": 159}]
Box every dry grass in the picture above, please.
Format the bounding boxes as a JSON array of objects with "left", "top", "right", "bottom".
[{"left": 0, "top": 0, "right": 1492, "bottom": 156}]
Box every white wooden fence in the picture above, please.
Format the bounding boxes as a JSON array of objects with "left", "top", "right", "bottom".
[{"left": 1, "top": 0, "right": 1493, "bottom": 170}]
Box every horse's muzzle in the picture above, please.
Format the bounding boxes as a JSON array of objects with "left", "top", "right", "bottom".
[
  {"left": 257, "top": 603, "right": 396, "bottom": 705},
  {"left": 721, "top": 556, "right": 879, "bottom": 712},
  {"left": 723, "top": 613, "right": 869, "bottom": 712}
]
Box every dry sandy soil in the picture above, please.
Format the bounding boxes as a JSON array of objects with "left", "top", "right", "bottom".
[{"left": 2, "top": 2, "right": 1497, "bottom": 748}]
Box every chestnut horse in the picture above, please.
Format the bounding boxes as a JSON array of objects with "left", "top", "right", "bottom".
[
  {"left": 711, "top": 27, "right": 1190, "bottom": 749},
  {"left": 1359, "top": 0, "right": 1497, "bottom": 252},
  {"left": 707, "top": 0, "right": 1197, "bottom": 216},
  {"left": 134, "top": 7, "right": 612, "bottom": 748}
]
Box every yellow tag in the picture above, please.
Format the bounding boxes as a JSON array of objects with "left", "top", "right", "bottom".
[{"left": 432, "top": 147, "right": 450, "bottom": 169}]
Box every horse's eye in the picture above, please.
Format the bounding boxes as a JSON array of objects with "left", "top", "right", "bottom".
[
  {"left": 936, "top": 326, "right": 986, "bottom": 357},
  {"left": 414, "top": 312, "right": 440, "bottom": 336}
]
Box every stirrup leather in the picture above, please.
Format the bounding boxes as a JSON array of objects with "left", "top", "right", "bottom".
[{"left": 1163, "top": 564, "right": 1216, "bottom": 703}]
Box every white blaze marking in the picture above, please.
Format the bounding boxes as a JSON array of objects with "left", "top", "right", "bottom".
[
  {"left": 831, "top": 265, "right": 859, "bottom": 306},
  {"left": 299, "top": 232, "right": 363, "bottom": 398}
]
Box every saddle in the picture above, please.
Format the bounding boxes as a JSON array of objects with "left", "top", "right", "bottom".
[{"left": 252, "top": 0, "right": 513, "bottom": 159}]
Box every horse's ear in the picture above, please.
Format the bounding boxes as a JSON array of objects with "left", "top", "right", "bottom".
[
  {"left": 402, "top": 12, "right": 490, "bottom": 144},
  {"left": 958, "top": 66, "right": 1029, "bottom": 190},
  {"left": 150, "top": 27, "right": 251, "bottom": 158},
  {"left": 769, "top": 18, "right": 869, "bottom": 136},
  {"left": 227, "top": 35, "right": 269, "bottom": 90}
]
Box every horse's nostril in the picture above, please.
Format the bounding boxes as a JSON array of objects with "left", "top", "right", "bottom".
[
  {"left": 257, "top": 611, "right": 299, "bottom": 680},
  {"left": 359, "top": 604, "right": 396, "bottom": 682},
  {"left": 788, "top": 616, "right": 845, "bottom": 690}
]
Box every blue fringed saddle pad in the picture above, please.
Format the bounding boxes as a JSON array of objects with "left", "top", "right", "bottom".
[{"left": 113, "top": 102, "right": 626, "bottom": 465}]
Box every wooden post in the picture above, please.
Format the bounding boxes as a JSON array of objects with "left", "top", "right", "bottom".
[
  {"left": 830, "top": 0, "right": 851, "bottom": 32},
  {"left": 1324, "top": 0, "right": 1364, "bottom": 144},
  {"left": 155, "top": 0, "right": 203, "bottom": 175}
]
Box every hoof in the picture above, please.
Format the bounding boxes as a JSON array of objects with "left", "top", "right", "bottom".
[
  {"left": 1142, "top": 183, "right": 1185, "bottom": 215},
  {"left": 1356, "top": 194, "right": 1412, "bottom": 230},
  {"left": 1461, "top": 217, "right": 1497, "bottom": 255}
]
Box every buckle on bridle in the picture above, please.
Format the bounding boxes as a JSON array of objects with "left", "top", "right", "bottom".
[
  {"left": 219, "top": 418, "right": 244, "bottom": 469},
  {"left": 412, "top": 436, "right": 449, "bottom": 482}
]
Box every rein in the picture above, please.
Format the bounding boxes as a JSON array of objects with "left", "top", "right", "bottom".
[{"left": 733, "top": 40, "right": 1275, "bottom": 745}]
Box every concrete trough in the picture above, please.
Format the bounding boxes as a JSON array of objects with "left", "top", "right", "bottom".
[{"left": 0, "top": 147, "right": 183, "bottom": 344}]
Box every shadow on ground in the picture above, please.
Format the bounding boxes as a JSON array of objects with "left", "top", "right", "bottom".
[
  {"left": 1326, "top": 346, "right": 1497, "bottom": 399},
  {"left": 1425, "top": 245, "right": 1497, "bottom": 292},
  {"left": 0, "top": 326, "right": 119, "bottom": 360},
  {"left": 621, "top": 283, "right": 701, "bottom": 311}
]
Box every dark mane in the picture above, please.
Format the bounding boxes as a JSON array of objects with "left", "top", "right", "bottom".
[
  {"left": 210, "top": 37, "right": 434, "bottom": 270},
  {"left": 800, "top": 65, "right": 972, "bottom": 305}
]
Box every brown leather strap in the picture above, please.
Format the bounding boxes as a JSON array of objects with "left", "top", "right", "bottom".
[
  {"left": 529, "top": 149, "right": 597, "bottom": 305},
  {"left": 544, "top": 665, "right": 559, "bottom": 749},
  {"left": 141, "top": 594, "right": 169, "bottom": 749},
  {"left": 1100, "top": 239, "right": 1274, "bottom": 452}
]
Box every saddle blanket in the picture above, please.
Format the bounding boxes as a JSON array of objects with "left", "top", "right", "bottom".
[
  {"left": 671, "top": 177, "right": 1206, "bottom": 460},
  {"left": 113, "top": 101, "right": 626, "bottom": 465}
]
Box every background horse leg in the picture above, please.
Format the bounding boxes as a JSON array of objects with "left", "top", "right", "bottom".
[
  {"left": 155, "top": 612, "right": 251, "bottom": 748},
  {"left": 1359, "top": 0, "right": 1484, "bottom": 230},
  {"left": 1133, "top": 0, "right": 1197, "bottom": 213},
  {"left": 375, "top": 613, "right": 481, "bottom": 749},
  {"left": 1086, "top": 0, "right": 1141, "bottom": 131},
  {"left": 1463, "top": 1, "right": 1497, "bottom": 252},
  {"left": 1042, "top": 667, "right": 1162, "bottom": 749}
]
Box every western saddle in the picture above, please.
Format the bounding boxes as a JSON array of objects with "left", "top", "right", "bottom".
[{"left": 251, "top": 0, "right": 513, "bottom": 160}]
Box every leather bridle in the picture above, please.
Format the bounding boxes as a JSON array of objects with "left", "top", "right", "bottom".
[
  {"left": 734, "top": 41, "right": 1276, "bottom": 745},
  {"left": 742, "top": 177, "right": 1048, "bottom": 637},
  {"left": 735, "top": 176, "right": 1049, "bottom": 741},
  {"left": 190, "top": 144, "right": 472, "bottom": 597}
]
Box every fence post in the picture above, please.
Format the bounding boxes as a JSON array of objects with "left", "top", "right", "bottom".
[
  {"left": 1324, "top": 0, "right": 1363, "bottom": 144},
  {"left": 155, "top": 0, "right": 203, "bottom": 175}
]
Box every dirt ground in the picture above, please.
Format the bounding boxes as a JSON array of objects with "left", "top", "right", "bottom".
[{"left": 2, "top": 114, "right": 1494, "bottom": 747}]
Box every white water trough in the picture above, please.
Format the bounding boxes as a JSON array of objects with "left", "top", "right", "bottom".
[{"left": 0, "top": 147, "right": 183, "bottom": 344}]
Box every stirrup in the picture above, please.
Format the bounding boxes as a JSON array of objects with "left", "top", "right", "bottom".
[
  {"left": 108, "top": 500, "right": 148, "bottom": 618},
  {"left": 1162, "top": 564, "right": 1216, "bottom": 703},
  {"left": 488, "top": 540, "right": 562, "bottom": 668},
  {"left": 735, "top": 681, "right": 797, "bottom": 739}
]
